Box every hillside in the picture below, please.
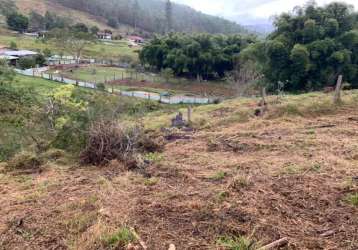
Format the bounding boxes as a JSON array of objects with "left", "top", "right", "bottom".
[
  {"left": 0, "top": 75, "right": 357, "bottom": 249},
  {"left": 46, "top": 0, "right": 248, "bottom": 34},
  {"left": 12, "top": 0, "right": 133, "bottom": 33}
]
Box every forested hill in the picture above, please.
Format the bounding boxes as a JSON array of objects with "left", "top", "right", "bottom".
[{"left": 49, "top": 0, "right": 248, "bottom": 34}]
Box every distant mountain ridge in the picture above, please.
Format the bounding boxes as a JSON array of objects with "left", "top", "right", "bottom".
[{"left": 46, "top": 0, "right": 248, "bottom": 34}]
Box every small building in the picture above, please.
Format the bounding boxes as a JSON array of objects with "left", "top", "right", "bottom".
[
  {"left": 127, "top": 35, "right": 145, "bottom": 44},
  {"left": 0, "top": 49, "right": 38, "bottom": 66},
  {"left": 97, "top": 30, "right": 113, "bottom": 40}
]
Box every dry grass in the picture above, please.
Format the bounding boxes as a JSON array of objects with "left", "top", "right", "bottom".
[{"left": 1, "top": 90, "right": 358, "bottom": 249}]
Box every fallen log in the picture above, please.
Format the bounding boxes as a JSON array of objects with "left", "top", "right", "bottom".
[
  {"left": 258, "top": 237, "right": 289, "bottom": 250},
  {"left": 320, "top": 230, "right": 335, "bottom": 237}
]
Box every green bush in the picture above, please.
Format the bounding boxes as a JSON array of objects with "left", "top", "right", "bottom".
[{"left": 96, "top": 83, "right": 106, "bottom": 91}]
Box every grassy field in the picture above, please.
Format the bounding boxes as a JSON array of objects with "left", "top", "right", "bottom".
[
  {"left": 0, "top": 32, "right": 138, "bottom": 60},
  {"left": 0, "top": 88, "right": 358, "bottom": 249},
  {"left": 49, "top": 65, "right": 237, "bottom": 97}
]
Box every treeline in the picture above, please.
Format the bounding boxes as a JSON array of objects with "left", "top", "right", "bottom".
[
  {"left": 140, "top": 33, "right": 256, "bottom": 81},
  {"left": 0, "top": 0, "right": 69, "bottom": 33},
  {"left": 49, "top": 0, "right": 247, "bottom": 34},
  {"left": 141, "top": 2, "right": 358, "bottom": 91},
  {"left": 248, "top": 1, "right": 358, "bottom": 91}
]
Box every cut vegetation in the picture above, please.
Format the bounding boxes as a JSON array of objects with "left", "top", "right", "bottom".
[{"left": 0, "top": 74, "right": 357, "bottom": 249}]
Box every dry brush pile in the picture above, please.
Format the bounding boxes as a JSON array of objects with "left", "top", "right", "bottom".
[{"left": 80, "top": 120, "right": 162, "bottom": 168}]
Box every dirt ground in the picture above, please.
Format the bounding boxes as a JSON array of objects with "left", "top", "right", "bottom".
[
  {"left": 109, "top": 79, "right": 237, "bottom": 97},
  {"left": 0, "top": 106, "right": 358, "bottom": 249}
]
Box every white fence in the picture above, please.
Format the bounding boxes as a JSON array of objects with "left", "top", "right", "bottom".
[{"left": 15, "top": 68, "right": 215, "bottom": 105}]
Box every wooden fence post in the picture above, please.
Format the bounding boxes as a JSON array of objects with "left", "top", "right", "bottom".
[
  {"left": 259, "top": 87, "right": 268, "bottom": 116},
  {"left": 187, "top": 106, "right": 192, "bottom": 124},
  {"left": 333, "top": 75, "right": 343, "bottom": 104}
]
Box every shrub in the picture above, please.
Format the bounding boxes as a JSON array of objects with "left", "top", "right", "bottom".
[
  {"left": 43, "top": 48, "right": 52, "bottom": 58},
  {"left": 6, "top": 151, "right": 42, "bottom": 170},
  {"left": 9, "top": 41, "right": 17, "bottom": 50},
  {"left": 96, "top": 83, "right": 106, "bottom": 91},
  {"left": 40, "top": 149, "right": 66, "bottom": 161},
  {"left": 80, "top": 120, "right": 161, "bottom": 166}
]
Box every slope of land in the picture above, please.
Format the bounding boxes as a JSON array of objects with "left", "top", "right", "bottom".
[
  {"left": 13, "top": 0, "right": 132, "bottom": 33},
  {"left": 12, "top": 0, "right": 248, "bottom": 35},
  {"left": 0, "top": 80, "right": 357, "bottom": 249}
]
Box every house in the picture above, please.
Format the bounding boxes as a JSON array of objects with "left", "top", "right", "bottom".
[
  {"left": 97, "top": 30, "right": 113, "bottom": 40},
  {"left": 127, "top": 35, "right": 145, "bottom": 44},
  {"left": 0, "top": 49, "right": 38, "bottom": 65}
]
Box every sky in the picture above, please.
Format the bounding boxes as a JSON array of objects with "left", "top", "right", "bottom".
[{"left": 173, "top": 0, "right": 358, "bottom": 25}]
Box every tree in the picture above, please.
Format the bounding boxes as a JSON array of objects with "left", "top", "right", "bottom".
[
  {"left": 252, "top": 2, "right": 358, "bottom": 91},
  {"left": 18, "top": 57, "right": 36, "bottom": 70},
  {"left": 140, "top": 33, "right": 256, "bottom": 81},
  {"left": 165, "top": 0, "right": 173, "bottom": 33},
  {"left": 107, "top": 18, "right": 118, "bottom": 28},
  {"left": 161, "top": 68, "right": 174, "bottom": 82},
  {"left": 48, "top": 28, "right": 96, "bottom": 63},
  {"left": 44, "top": 11, "right": 67, "bottom": 30},
  {"left": 29, "top": 11, "right": 45, "bottom": 31},
  {"left": 0, "top": 59, "right": 15, "bottom": 86},
  {"left": 7, "top": 12, "right": 29, "bottom": 33},
  {"left": 43, "top": 48, "right": 52, "bottom": 58},
  {"left": 35, "top": 54, "right": 47, "bottom": 67},
  {"left": 131, "top": 0, "right": 140, "bottom": 30},
  {"left": 71, "top": 23, "right": 89, "bottom": 33},
  {"left": 0, "top": 0, "right": 17, "bottom": 17},
  {"left": 90, "top": 26, "right": 100, "bottom": 34}
]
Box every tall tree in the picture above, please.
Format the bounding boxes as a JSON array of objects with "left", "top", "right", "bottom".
[
  {"left": 131, "top": 0, "right": 140, "bottom": 31},
  {"left": 165, "top": 0, "right": 173, "bottom": 33},
  {"left": 6, "top": 12, "right": 29, "bottom": 33},
  {"left": 48, "top": 28, "right": 95, "bottom": 62},
  {"left": 249, "top": 2, "right": 358, "bottom": 91}
]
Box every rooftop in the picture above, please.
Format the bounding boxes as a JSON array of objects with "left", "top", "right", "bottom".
[{"left": 4, "top": 50, "right": 38, "bottom": 57}]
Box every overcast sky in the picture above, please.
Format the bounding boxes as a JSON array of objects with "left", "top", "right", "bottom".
[{"left": 173, "top": 0, "right": 358, "bottom": 25}]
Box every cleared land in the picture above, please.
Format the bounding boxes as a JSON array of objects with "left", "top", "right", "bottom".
[
  {"left": 0, "top": 32, "right": 138, "bottom": 60},
  {"left": 50, "top": 65, "right": 236, "bottom": 97},
  {"left": 0, "top": 86, "right": 357, "bottom": 249}
]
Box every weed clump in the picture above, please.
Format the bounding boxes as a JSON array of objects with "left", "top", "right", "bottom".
[
  {"left": 6, "top": 151, "right": 42, "bottom": 171},
  {"left": 217, "top": 235, "right": 257, "bottom": 250},
  {"left": 80, "top": 120, "right": 162, "bottom": 167},
  {"left": 345, "top": 193, "right": 358, "bottom": 207},
  {"left": 101, "top": 227, "right": 136, "bottom": 249}
]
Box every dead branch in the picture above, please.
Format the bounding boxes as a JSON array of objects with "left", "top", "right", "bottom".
[
  {"left": 320, "top": 230, "right": 335, "bottom": 237},
  {"left": 258, "top": 237, "right": 289, "bottom": 250}
]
